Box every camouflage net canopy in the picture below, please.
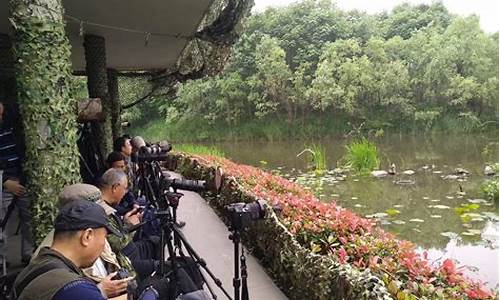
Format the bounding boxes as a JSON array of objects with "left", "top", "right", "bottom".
[{"left": 117, "top": 0, "right": 253, "bottom": 113}]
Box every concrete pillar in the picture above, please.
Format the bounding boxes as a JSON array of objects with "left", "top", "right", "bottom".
[
  {"left": 9, "top": 0, "right": 81, "bottom": 243},
  {"left": 107, "top": 68, "right": 121, "bottom": 141},
  {"left": 84, "top": 34, "right": 112, "bottom": 161}
]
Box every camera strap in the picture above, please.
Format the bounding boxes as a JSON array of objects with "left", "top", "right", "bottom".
[{"left": 14, "top": 261, "right": 64, "bottom": 298}]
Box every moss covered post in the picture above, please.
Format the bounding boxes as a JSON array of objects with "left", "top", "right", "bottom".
[
  {"left": 107, "top": 68, "right": 121, "bottom": 141},
  {"left": 84, "top": 34, "right": 112, "bottom": 159},
  {"left": 9, "top": 0, "right": 81, "bottom": 243}
]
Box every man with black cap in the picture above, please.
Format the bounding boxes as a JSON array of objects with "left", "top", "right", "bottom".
[{"left": 12, "top": 199, "right": 159, "bottom": 300}]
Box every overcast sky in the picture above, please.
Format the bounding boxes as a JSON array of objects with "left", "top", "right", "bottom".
[{"left": 252, "top": 0, "right": 499, "bottom": 33}]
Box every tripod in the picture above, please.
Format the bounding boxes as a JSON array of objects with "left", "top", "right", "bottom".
[
  {"left": 135, "top": 160, "right": 232, "bottom": 300},
  {"left": 229, "top": 228, "right": 249, "bottom": 300}
]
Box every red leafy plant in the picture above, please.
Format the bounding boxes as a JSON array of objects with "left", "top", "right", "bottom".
[{"left": 187, "top": 155, "right": 497, "bottom": 299}]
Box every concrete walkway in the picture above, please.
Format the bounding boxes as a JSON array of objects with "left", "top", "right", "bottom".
[{"left": 176, "top": 189, "right": 288, "bottom": 300}]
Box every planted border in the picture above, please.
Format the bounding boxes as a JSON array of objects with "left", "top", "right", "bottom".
[{"left": 172, "top": 153, "right": 496, "bottom": 300}]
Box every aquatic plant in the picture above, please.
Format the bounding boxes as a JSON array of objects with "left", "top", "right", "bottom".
[
  {"left": 296, "top": 144, "right": 327, "bottom": 175},
  {"left": 481, "top": 163, "right": 499, "bottom": 202},
  {"left": 343, "top": 138, "right": 380, "bottom": 174}
]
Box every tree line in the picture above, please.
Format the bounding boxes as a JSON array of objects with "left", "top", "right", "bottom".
[{"left": 131, "top": 0, "right": 499, "bottom": 140}]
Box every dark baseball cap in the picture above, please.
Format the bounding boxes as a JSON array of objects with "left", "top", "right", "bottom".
[{"left": 54, "top": 199, "right": 122, "bottom": 237}]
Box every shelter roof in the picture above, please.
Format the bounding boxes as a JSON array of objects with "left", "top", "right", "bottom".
[{"left": 0, "top": 0, "right": 214, "bottom": 71}]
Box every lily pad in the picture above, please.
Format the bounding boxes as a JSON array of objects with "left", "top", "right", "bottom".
[
  {"left": 441, "top": 232, "right": 458, "bottom": 238},
  {"left": 386, "top": 208, "right": 401, "bottom": 216},
  {"left": 432, "top": 205, "right": 450, "bottom": 209},
  {"left": 462, "top": 229, "right": 481, "bottom": 236},
  {"left": 468, "top": 199, "right": 487, "bottom": 204},
  {"left": 367, "top": 212, "right": 388, "bottom": 219},
  {"left": 409, "top": 218, "right": 425, "bottom": 223}
]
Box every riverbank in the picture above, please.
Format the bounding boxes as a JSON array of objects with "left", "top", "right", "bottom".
[{"left": 130, "top": 117, "right": 499, "bottom": 143}]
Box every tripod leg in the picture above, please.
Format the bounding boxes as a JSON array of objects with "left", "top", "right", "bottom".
[
  {"left": 172, "top": 225, "right": 232, "bottom": 300},
  {"left": 240, "top": 248, "right": 249, "bottom": 300}
]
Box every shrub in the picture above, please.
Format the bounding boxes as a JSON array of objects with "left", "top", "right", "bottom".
[{"left": 481, "top": 163, "right": 499, "bottom": 201}]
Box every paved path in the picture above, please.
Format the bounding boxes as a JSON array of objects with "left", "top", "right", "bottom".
[{"left": 176, "top": 189, "right": 288, "bottom": 300}]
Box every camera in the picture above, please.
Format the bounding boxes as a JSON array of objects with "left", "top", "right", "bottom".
[
  {"left": 226, "top": 200, "right": 267, "bottom": 231},
  {"left": 132, "top": 141, "right": 172, "bottom": 163},
  {"left": 140, "top": 141, "right": 172, "bottom": 155},
  {"left": 167, "top": 178, "right": 207, "bottom": 192}
]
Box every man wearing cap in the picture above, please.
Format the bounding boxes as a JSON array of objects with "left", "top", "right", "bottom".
[
  {"left": 13, "top": 199, "right": 128, "bottom": 300},
  {"left": 33, "top": 183, "right": 137, "bottom": 298}
]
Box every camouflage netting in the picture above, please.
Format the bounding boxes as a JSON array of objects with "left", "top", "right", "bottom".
[
  {"left": 171, "top": 154, "right": 392, "bottom": 300},
  {"left": 119, "top": 0, "right": 253, "bottom": 111}
]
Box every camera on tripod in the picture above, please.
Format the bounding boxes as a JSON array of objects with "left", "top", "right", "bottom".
[
  {"left": 132, "top": 141, "right": 173, "bottom": 163},
  {"left": 226, "top": 200, "right": 267, "bottom": 232}
]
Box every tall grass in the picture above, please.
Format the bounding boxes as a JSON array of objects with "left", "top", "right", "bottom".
[
  {"left": 297, "top": 144, "right": 327, "bottom": 175},
  {"left": 343, "top": 138, "right": 380, "bottom": 175},
  {"left": 174, "top": 144, "right": 225, "bottom": 157}
]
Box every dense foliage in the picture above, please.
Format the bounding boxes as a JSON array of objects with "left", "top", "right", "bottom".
[
  {"left": 181, "top": 154, "right": 496, "bottom": 299},
  {"left": 132, "top": 0, "right": 498, "bottom": 141}
]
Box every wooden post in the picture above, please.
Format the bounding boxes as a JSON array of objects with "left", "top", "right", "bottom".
[{"left": 9, "top": 0, "right": 81, "bottom": 243}]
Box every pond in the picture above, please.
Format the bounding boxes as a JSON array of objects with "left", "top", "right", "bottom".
[{"left": 193, "top": 133, "right": 499, "bottom": 288}]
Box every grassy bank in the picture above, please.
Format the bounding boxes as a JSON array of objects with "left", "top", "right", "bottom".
[{"left": 129, "top": 116, "right": 498, "bottom": 143}]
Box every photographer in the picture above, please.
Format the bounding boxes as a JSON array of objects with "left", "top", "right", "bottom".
[
  {"left": 96, "top": 169, "right": 160, "bottom": 280},
  {"left": 106, "top": 151, "right": 161, "bottom": 237},
  {"left": 13, "top": 199, "right": 159, "bottom": 300},
  {"left": 0, "top": 100, "right": 33, "bottom": 267},
  {"left": 33, "top": 184, "right": 138, "bottom": 298},
  {"left": 98, "top": 169, "right": 208, "bottom": 300},
  {"left": 113, "top": 136, "right": 133, "bottom": 161}
]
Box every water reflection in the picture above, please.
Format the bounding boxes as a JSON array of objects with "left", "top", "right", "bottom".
[{"left": 421, "top": 221, "right": 499, "bottom": 289}]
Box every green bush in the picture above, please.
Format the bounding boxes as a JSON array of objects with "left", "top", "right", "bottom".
[
  {"left": 343, "top": 138, "right": 380, "bottom": 174},
  {"left": 481, "top": 163, "right": 499, "bottom": 201}
]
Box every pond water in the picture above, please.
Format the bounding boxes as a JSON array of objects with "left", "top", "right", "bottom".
[{"left": 196, "top": 133, "right": 499, "bottom": 288}]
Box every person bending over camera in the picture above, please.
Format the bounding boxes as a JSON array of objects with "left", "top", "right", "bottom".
[{"left": 97, "top": 169, "right": 161, "bottom": 279}]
